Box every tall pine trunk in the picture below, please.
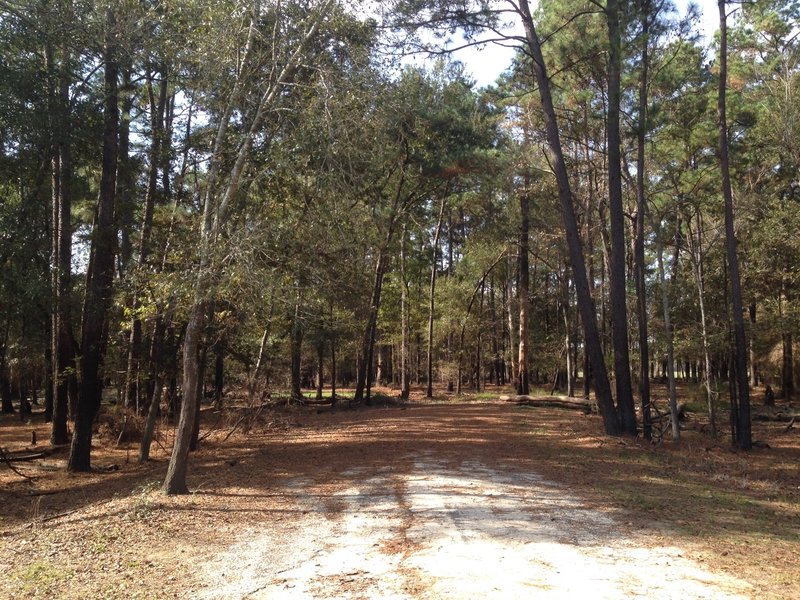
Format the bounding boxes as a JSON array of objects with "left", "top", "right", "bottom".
[
  {"left": 47, "top": 41, "right": 73, "bottom": 445},
  {"left": 69, "top": 9, "right": 119, "bottom": 471},
  {"left": 506, "top": 253, "right": 519, "bottom": 387},
  {"left": 635, "top": 0, "right": 653, "bottom": 439},
  {"left": 517, "top": 192, "right": 530, "bottom": 395},
  {"left": 606, "top": 0, "right": 636, "bottom": 434},
  {"left": 125, "top": 70, "right": 168, "bottom": 410},
  {"left": 718, "top": 0, "right": 751, "bottom": 449},
  {"left": 400, "top": 224, "right": 410, "bottom": 399},
  {"left": 687, "top": 211, "right": 717, "bottom": 436},
  {"left": 426, "top": 198, "right": 446, "bottom": 398},
  {"left": 656, "top": 226, "right": 680, "bottom": 442},
  {"left": 518, "top": 0, "right": 620, "bottom": 435}
]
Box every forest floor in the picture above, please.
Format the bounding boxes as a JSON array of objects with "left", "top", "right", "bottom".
[{"left": 1, "top": 383, "right": 799, "bottom": 599}]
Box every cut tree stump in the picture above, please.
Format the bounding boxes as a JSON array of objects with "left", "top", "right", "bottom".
[{"left": 500, "top": 395, "right": 596, "bottom": 412}]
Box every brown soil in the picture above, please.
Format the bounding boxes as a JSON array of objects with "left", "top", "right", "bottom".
[{"left": 1, "top": 384, "right": 798, "bottom": 599}]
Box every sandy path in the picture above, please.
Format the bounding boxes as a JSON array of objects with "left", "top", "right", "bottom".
[{"left": 200, "top": 451, "right": 752, "bottom": 599}]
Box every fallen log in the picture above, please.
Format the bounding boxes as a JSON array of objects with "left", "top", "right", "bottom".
[
  {"left": 751, "top": 409, "right": 800, "bottom": 423},
  {"left": 0, "top": 448, "right": 52, "bottom": 462},
  {"left": 500, "top": 395, "right": 596, "bottom": 412}
]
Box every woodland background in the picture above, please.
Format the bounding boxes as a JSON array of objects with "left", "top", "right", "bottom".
[{"left": 0, "top": 0, "right": 798, "bottom": 490}]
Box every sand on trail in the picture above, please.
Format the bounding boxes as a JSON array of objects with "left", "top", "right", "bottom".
[{"left": 199, "top": 451, "right": 751, "bottom": 599}]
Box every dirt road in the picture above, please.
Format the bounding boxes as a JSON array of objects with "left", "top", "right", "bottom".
[{"left": 196, "top": 404, "right": 752, "bottom": 599}]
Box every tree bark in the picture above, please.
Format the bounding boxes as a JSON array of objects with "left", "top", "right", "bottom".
[
  {"left": 400, "top": 223, "right": 410, "bottom": 399},
  {"left": 656, "top": 227, "right": 680, "bottom": 442},
  {"left": 426, "top": 197, "right": 447, "bottom": 398},
  {"left": 315, "top": 340, "right": 324, "bottom": 400},
  {"left": 139, "top": 316, "right": 167, "bottom": 462},
  {"left": 517, "top": 192, "right": 530, "bottom": 395},
  {"left": 635, "top": 0, "right": 653, "bottom": 439},
  {"left": 290, "top": 291, "right": 303, "bottom": 402},
  {"left": 47, "top": 40, "right": 73, "bottom": 446},
  {"left": 606, "top": 0, "right": 636, "bottom": 435},
  {"left": 162, "top": 0, "right": 333, "bottom": 494},
  {"left": 506, "top": 253, "right": 519, "bottom": 387},
  {"left": 749, "top": 301, "right": 757, "bottom": 388},
  {"left": 163, "top": 300, "right": 204, "bottom": 494},
  {"left": 69, "top": 8, "right": 118, "bottom": 471},
  {"left": 330, "top": 315, "right": 337, "bottom": 405},
  {"left": 718, "top": 0, "right": 751, "bottom": 449},
  {"left": 125, "top": 69, "right": 168, "bottom": 410},
  {"left": 518, "top": 0, "right": 620, "bottom": 435},
  {"left": 355, "top": 205, "right": 398, "bottom": 403},
  {"left": 213, "top": 337, "right": 224, "bottom": 405},
  {"left": 561, "top": 268, "right": 574, "bottom": 398},
  {"left": 687, "top": 211, "right": 717, "bottom": 436}
]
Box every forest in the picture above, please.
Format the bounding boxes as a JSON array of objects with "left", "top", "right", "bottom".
[
  {"left": 0, "top": 0, "right": 799, "bottom": 488},
  {"left": 2, "top": 1, "right": 800, "bottom": 597}
]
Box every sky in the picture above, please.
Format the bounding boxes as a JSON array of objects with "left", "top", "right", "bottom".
[{"left": 438, "top": 1, "right": 722, "bottom": 88}]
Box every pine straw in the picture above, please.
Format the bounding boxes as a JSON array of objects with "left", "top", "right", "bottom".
[{"left": 0, "top": 385, "right": 798, "bottom": 599}]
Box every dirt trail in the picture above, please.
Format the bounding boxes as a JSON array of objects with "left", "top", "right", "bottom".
[
  {"left": 4, "top": 401, "right": 779, "bottom": 599},
  {"left": 198, "top": 405, "right": 752, "bottom": 600}
]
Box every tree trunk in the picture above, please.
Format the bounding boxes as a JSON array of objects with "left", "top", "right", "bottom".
[
  {"left": 290, "top": 292, "right": 303, "bottom": 402},
  {"left": 749, "top": 301, "right": 757, "bottom": 388},
  {"left": 427, "top": 197, "right": 446, "bottom": 397},
  {"left": 355, "top": 217, "right": 395, "bottom": 403},
  {"left": 561, "top": 268, "right": 574, "bottom": 398},
  {"left": 47, "top": 41, "right": 73, "bottom": 446},
  {"left": 116, "top": 66, "right": 135, "bottom": 273},
  {"left": 782, "top": 332, "right": 793, "bottom": 400},
  {"left": 316, "top": 341, "right": 324, "bottom": 400},
  {"left": 163, "top": 300, "right": 204, "bottom": 494},
  {"left": 518, "top": 0, "right": 620, "bottom": 435},
  {"left": 139, "top": 316, "right": 166, "bottom": 462},
  {"left": 635, "top": 0, "right": 653, "bottom": 439},
  {"left": 606, "top": 0, "right": 636, "bottom": 435},
  {"left": 44, "top": 317, "right": 54, "bottom": 421},
  {"left": 687, "top": 212, "right": 717, "bottom": 436},
  {"left": 656, "top": 228, "right": 680, "bottom": 442},
  {"left": 517, "top": 192, "right": 530, "bottom": 395},
  {"left": 400, "top": 224, "right": 410, "bottom": 399},
  {"left": 248, "top": 295, "right": 274, "bottom": 403},
  {"left": 213, "top": 337, "right": 224, "bottom": 405},
  {"left": 190, "top": 341, "right": 207, "bottom": 451},
  {"left": 69, "top": 9, "right": 119, "bottom": 471},
  {"left": 0, "top": 319, "right": 13, "bottom": 413},
  {"left": 125, "top": 70, "right": 168, "bottom": 410},
  {"left": 330, "top": 332, "right": 337, "bottom": 405},
  {"left": 506, "top": 253, "right": 519, "bottom": 387},
  {"left": 718, "top": 0, "right": 751, "bottom": 449}
]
